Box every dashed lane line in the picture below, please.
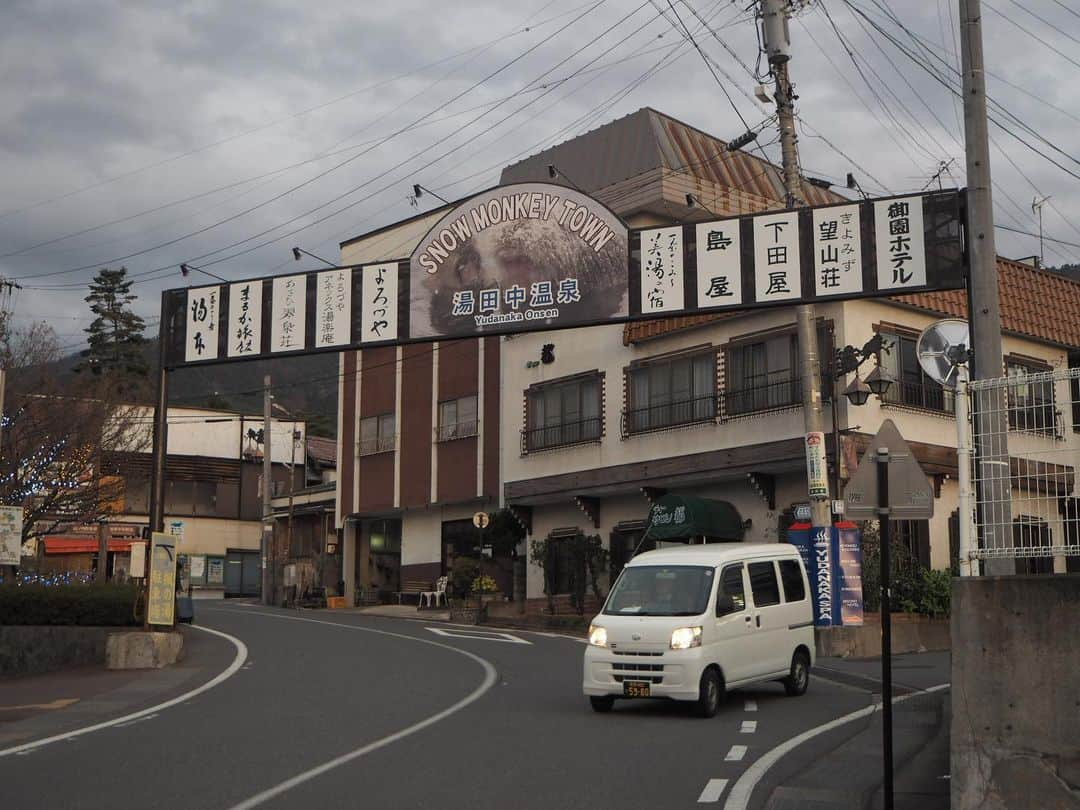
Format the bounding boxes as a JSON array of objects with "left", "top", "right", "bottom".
[
  {"left": 725, "top": 745, "right": 748, "bottom": 762},
  {"left": 744, "top": 699, "right": 757, "bottom": 712},
  {"left": 739, "top": 720, "right": 757, "bottom": 734},
  {"left": 723, "top": 683, "right": 950, "bottom": 810},
  {"left": 697, "top": 778, "right": 729, "bottom": 803},
  {"left": 0, "top": 625, "right": 248, "bottom": 759}
]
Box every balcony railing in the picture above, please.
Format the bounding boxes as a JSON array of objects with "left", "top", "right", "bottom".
[
  {"left": 722, "top": 377, "right": 802, "bottom": 417},
  {"left": 882, "top": 379, "right": 955, "bottom": 415},
  {"left": 622, "top": 395, "right": 717, "bottom": 436},
  {"left": 358, "top": 435, "right": 396, "bottom": 456},
  {"left": 435, "top": 420, "right": 479, "bottom": 442},
  {"left": 521, "top": 417, "right": 602, "bottom": 453}
]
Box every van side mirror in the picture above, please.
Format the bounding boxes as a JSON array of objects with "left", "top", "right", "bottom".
[{"left": 716, "top": 594, "right": 736, "bottom": 616}]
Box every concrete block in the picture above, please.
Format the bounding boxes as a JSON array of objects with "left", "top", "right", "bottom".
[
  {"left": 105, "top": 631, "right": 185, "bottom": 670},
  {"left": 951, "top": 575, "right": 1080, "bottom": 810}
]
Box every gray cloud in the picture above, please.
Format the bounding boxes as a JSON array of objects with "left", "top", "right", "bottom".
[{"left": 1, "top": 0, "right": 1078, "bottom": 337}]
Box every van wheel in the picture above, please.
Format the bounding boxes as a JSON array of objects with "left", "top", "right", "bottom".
[
  {"left": 783, "top": 651, "right": 810, "bottom": 697},
  {"left": 590, "top": 696, "right": 615, "bottom": 713},
  {"left": 696, "top": 669, "right": 724, "bottom": 718}
]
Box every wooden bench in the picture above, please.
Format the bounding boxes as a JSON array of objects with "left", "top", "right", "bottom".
[{"left": 396, "top": 580, "right": 432, "bottom": 606}]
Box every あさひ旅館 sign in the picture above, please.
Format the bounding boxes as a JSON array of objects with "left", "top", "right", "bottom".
[
  {"left": 409, "top": 183, "right": 629, "bottom": 339},
  {"left": 158, "top": 185, "right": 965, "bottom": 369}
]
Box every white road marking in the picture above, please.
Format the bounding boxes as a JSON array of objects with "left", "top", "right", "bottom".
[
  {"left": 723, "top": 683, "right": 950, "bottom": 810},
  {"left": 739, "top": 720, "right": 757, "bottom": 734},
  {"left": 114, "top": 713, "right": 159, "bottom": 728},
  {"left": 744, "top": 699, "right": 757, "bottom": 712},
  {"left": 0, "top": 625, "right": 248, "bottom": 759},
  {"left": 217, "top": 609, "right": 499, "bottom": 810},
  {"left": 698, "top": 778, "right": 729, "bottom": 803},
  {"left": 725, "top": 745, "right": 747, "bottom": 762},
  {"left": 426, "top": 627, "right": 531, "bottom": 645}
]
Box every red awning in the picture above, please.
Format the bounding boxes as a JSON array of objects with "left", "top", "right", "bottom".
[{"left": 43, "top": 537, "right": 135, "bottom": 555}]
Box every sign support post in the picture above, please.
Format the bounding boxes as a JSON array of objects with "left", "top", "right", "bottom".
[
  {"left": 877, "top": 446, "right": 894, "bottom": 810},
  {"left": 147, "top": 292, "right": 171, "bottom": 627}
]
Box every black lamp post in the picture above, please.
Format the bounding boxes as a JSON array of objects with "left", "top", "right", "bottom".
[{"left": 828, "top": 332, "right": 895, "bottom": 517}]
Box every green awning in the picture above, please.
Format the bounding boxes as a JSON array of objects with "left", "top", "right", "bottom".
[{"left": 644, "top": 495, "right": 745, "bottom": 542}]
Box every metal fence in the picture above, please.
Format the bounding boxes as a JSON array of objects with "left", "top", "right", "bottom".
[{"left": 967, "top": 366, "right": 1080, "bottom": 570}]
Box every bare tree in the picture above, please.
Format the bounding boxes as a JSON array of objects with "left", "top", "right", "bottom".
[{"left": 0, "top": 320, "right": 150, "bottom": 549}]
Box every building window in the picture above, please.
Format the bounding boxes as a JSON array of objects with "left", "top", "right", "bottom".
[
  {"left": 879, "top": 331, "right": 954, "bottom": 414},
  {"left": 524, "top": 374, "right": 602, "bottom": 452},
  {"left": 359, "top": 413, "right": 396, "bottom": 455},
  {"left": 437, "top": 395, "right": 478, "bottom": 442},
  {"left": 1007, "top": 360, "right": 1057, "bottom": 436},
  {"left": 625, "top": 352, "right": 715, "bottom": 434}
]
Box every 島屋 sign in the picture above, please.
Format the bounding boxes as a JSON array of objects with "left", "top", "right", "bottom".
[
  {"left": 410, "top": 183, "right": 629, "bottom": 339},
  {"left": 159, "top": 186, "right": 965, "bottom": 369}
]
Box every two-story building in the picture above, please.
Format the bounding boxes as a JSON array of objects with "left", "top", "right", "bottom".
[
  {"left": 38, "top": 405, "right": 308, "bottom": 597},
  {"left": 334, "top": 107, "right": 1080, "bottom": 609}
]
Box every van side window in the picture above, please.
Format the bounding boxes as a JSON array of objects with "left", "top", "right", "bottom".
[
  {"left": 717, "top": 564, "right": 746, "bottom": 615},
  {"left": 748, "top": 561, "right": 781, "bottom": 607},
  {"left": 779, "top": 559, "right": 806, "bottom": 602}
]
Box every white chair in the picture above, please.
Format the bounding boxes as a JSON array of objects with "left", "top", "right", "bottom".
[{"left": 421, "top": 576, "right": 448, "bottom": 609}]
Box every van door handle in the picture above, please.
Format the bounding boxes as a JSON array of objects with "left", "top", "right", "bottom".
[{"left": 756, "top": 616, "right": 761, "bottom": 628}]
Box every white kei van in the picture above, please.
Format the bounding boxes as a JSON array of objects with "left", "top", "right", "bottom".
[{"left": 583, "top": 543, "right": 815, "bottom": 717}]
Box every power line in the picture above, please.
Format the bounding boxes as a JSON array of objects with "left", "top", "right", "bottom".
[
  {"left": 983, "top": 0, "right": 1080, "bottom": 71},
  {"left": 0, "top": 0, "right": 591, "bottom": 223},
  {"left": 12, "top": 0, "right": 609, "bottom": 283}
]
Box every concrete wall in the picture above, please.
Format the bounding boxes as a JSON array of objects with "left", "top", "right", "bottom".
[{"left": 951, "top": 575, "right": 1080, "bottom": 809}]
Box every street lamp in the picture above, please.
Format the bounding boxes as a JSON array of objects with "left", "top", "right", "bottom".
[{"left": 828, "top": 332, "right": 895, "bottom": 517}]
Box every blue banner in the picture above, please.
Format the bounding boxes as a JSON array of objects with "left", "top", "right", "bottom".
[{"left": 786, "top": 525, "right": 862, "bottom": 627}]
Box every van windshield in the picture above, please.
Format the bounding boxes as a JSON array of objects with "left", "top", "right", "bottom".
[{"left": 603, "top": 565, "right": 714, "bottom": 616}]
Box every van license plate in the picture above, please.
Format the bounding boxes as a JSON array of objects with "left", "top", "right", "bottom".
[{"left": 623, "top": 681, "right": 650, "bottom": 698}]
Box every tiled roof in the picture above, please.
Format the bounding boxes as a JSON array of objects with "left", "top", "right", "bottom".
[
  {"left": 501, "top": 107, "right": 844, "bottom": 208},
  {"left": 624, "top": 259, "right": 1080, "bottom": 350},
  {"left": 306, "top": 435, "right": 337, "bottom": 467}
]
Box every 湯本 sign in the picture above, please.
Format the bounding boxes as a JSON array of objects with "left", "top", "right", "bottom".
[
  {"left": 147, "top": 532, "right": 177, "bottom": 626},
  {"left": 160, "top": 186, "right": 964, "bottom": 369}
]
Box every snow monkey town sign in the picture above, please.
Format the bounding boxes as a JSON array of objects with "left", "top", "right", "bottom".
[{"left": 159, "top": 185, "right": 965, "bottom": 368}]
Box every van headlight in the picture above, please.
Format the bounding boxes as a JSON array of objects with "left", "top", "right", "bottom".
[
  {"left": 670, "top": 626, "right": 702, "bottom": 650},
  {"left": 588, "top": 625, "right": 608, "bottom": 647}
]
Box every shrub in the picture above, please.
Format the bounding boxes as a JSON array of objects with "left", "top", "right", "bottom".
[{"left": 0, "top": 584, "right": 141, "bottom": 626}]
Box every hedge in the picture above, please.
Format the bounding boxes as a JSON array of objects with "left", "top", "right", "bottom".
[{"left": 0, "top": 584, "right": 141, "bottom": 626}]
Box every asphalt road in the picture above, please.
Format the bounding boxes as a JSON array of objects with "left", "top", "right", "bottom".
[{"left": 0, "top": 605, "right": 950, "bottom": 810}]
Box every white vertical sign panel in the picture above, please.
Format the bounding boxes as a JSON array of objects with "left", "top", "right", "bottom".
[
  {"left": 227, "top": 280, "right": 263, "bottom": 357},
  {"left": 875, "top": 196, "right": 926, "bottom": 291},
  {"left": 695, "top": 220, "right": 742, "bottom": 308},
  {"left": 639, "top": 226, "right": 685, "bottom": 313},
  {"left": 753, "top": 212, "right": 801, "bottom": 302},
  {"left": 185, "top": 286, "right": 220, "bottom": 362},
  {"left": 315, "top": 269, "right": 352, "bottom": 348},
  {"left": 813, "top": 204, "right": 863, "bottom": 297},
  {"left": 0, "top": 506, "right": 23, "bottom": 565},
  {"left": 271, "top": 275, "right": 307, "bottom": 353},
  {"left": 361, "top": 263, "right": 399, "bottom": 343}
]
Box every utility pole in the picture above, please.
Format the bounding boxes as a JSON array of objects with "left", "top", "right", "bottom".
[
  {"left": 262, "top": 375, "right": 273, "bottom": 605},
  {"left": 1032, "top": 195, "right": 1050, "bottom": 269},
  {"left": 760, "top": 0, "right": 832, "bottom": 530},
  {"left": 960, "top": 0, "right": 1012, "bottom": 573}
]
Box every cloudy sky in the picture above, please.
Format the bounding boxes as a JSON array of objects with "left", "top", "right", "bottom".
[{"left": 2, "top": 0, "right": 1079, "bottom": 347}]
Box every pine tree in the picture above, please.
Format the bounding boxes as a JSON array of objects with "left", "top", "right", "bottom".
[{"left": 77, "top": 266, "right": 148, "bottom": 381}]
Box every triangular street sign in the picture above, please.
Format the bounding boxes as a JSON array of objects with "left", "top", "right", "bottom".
[{"left": 844, "top": 419, "right": 935, "bottom": 520}]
